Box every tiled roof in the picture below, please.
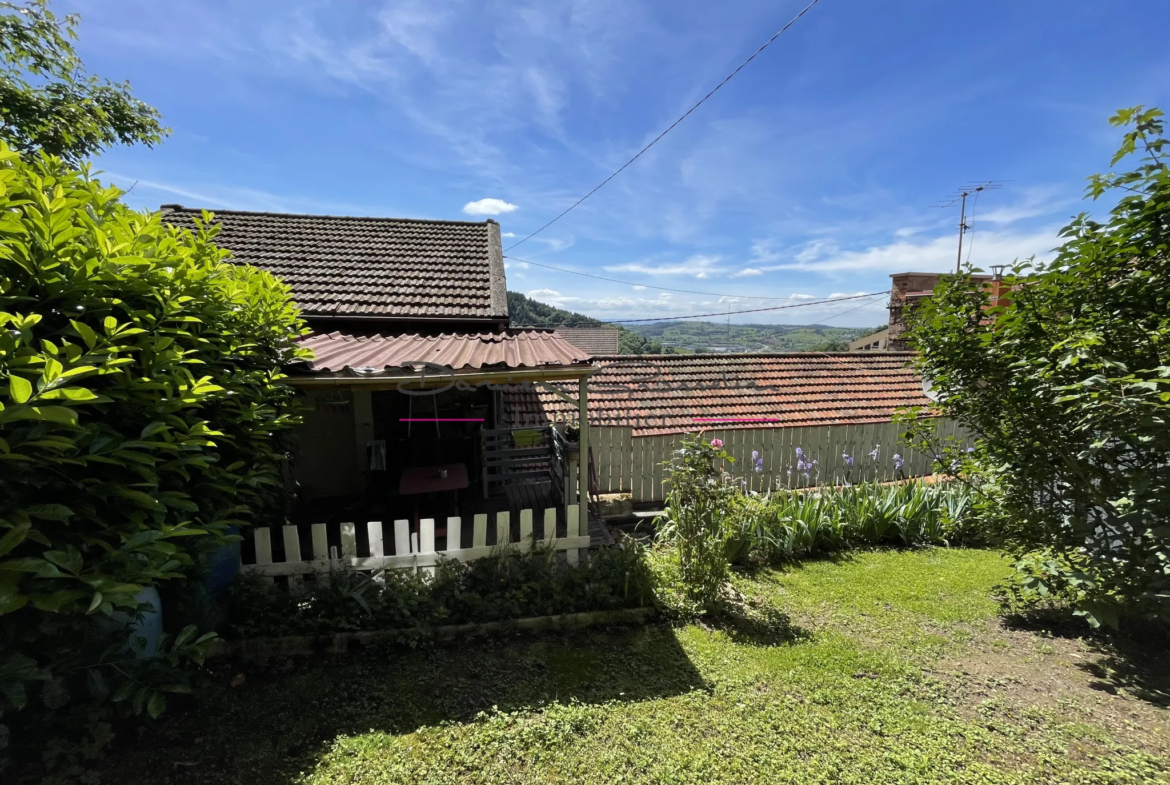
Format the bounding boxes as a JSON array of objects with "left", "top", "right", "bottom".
[
  {"left": 295, "top": 330, "right": 591, "bottom": 373},
  {"left": 554, "top": 327, "right": 620, "bottom": 355},
  {"left": 160, "top": 206, "right": 508, "bottom": 320},
  {"left": 502, "top": 352, "right": 930, "bottom": 436}
]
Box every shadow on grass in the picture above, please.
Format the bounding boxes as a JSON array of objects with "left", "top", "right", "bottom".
[
  {"left": 1004, "top": 608, "right": 1170, "bottom": 708},
  {"left": 97, "top": 624, "right": 708, "bottom": 785}
]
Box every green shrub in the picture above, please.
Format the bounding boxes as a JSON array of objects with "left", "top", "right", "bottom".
[
  {"left": 0, "top": 147, "right": 308, "bottom": 766},
  {"left": 905, "top": 107, "right": 1170, "bottom": 628},
  {"left": 227, "top": 542, "right": 656, "bottom": 641},
  {"left": 657, "top": 434, "right": 738, "bottom": 610}
]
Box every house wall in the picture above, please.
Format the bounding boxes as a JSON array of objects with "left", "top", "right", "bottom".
[{"left": 294, "top": 389, "right": 360, "bottom": 499}]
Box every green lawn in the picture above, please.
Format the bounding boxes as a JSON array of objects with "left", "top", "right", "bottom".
[{"left": 100, "top": 549, "right": 1169, "bottom": 784}]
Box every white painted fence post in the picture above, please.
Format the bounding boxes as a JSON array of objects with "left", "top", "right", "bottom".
[
  {"left": 282, "top": 525, "right": 301, "bottom": 592},
  {"left": 473, "top": 514, "right": 488, "bottom": 549},
  {"left": 367, "top": 521, "right": 384, "bottom": 583},
  {"left": 566, "top": 503, "right": 580, "bottom": 566},
  {"left": 446, "top": 516, "right": 462, "bottom": 552},
  {"left": 419, "top": 518, "right": 436, "bottom": 576},
  {"left": 543, "top": 507, "right": 556, "bottom": 546},
  {"left": 520, "top": 508, "right": 533, "bottom": 552},
  {"left": 496, "top": 511, "right": 510, "bottom": 547},
  {"left": 254, "top": 527, "right": 273, "bottom": 583},
  {"left": 393, "top": 520, "right": 410, "bottom": 557}
]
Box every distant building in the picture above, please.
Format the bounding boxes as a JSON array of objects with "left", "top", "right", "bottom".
[
  {"left": 849, "top": 328, "right": 889, "bottom": 351},
  {"left": 886, "top": 272, "right": 999, "bottom": 350},
  {"left": 555, "top": 327, "right": 621, "bottom": 355}
]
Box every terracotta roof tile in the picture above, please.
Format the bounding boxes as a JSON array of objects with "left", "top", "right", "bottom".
[
  {"left": 502, "top": 352, "right": 930, "bottom": 436},
  {"left": 160, "top": 207, "right": 507, "bottom": 320},
  {"left": 296, "top": 330, "right": 591, "bottom": 373}
]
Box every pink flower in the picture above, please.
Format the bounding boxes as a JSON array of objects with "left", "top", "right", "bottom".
[{"left": 710, "top": 438, "right": 723, "bottom": 448}]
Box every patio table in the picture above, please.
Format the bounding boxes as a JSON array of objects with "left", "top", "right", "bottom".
[{"left": 398, "top": 463, "right": 469, "bottom": 543}]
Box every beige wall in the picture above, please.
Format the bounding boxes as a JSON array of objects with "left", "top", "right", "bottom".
[{"left": 294, "top": 389, "right": 359, "bottom": 500}]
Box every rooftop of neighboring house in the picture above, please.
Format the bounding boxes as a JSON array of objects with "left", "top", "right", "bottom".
[
  {"left": 502, "top": 352, "right": 931, "bottom": 437},
  {"left": 554, "top": 327, "right": 621, "bottom": 355},
  {"left": 159, "top": 206, "right": 508, "bottom": 323}
]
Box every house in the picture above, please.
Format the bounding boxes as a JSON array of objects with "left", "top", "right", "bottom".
[
  {"left": 555, "top": 327, "right": 622, "bottom": 355},
  {"left": 849, "top": 328, "right": 889, "bottom": 351},
  {"left": 501, "top": 352, "right": 954, "bottom": 501},
  {"left": 159, "top": 206, "right": 597, "bottom": 540},
  {"left": 886, "top": 271, "right": 1013, "bottom": 350}
]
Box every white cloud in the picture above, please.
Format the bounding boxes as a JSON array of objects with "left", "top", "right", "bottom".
[
  {"left": 976, "top": 186, "right": 1073, "bottom": 225},
  {"left": 730, "top": 268, "right": 763, "bottom": 277},
  {"left": 605, "top": 254, "right": 724, "bottom": 279},
  {"left": 632, "top": 285, "right": 646, "bottom": 291},
  {"left": 463, "top": 198, "right": 518, "bottom": 216},
  {"left": 502, "top": 231, "right": 516, "bottom": 238},
  {"left": 789, "top": 293, "right": 817, "bottom": 300},
  {"left": 760, "top": 227, "right": 1060, "bottom": 273},
  {"left": 828, "top": 291, "right": 868, "bottom": 299},
  {"left": 504, "top": 260, "right": 529, "bottom": 270}
]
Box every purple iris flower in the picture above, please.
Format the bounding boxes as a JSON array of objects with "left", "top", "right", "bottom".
[
  {"left": 868, "top": 446, "right": 880, "bottom": 460},
  {"left": 966, "top": 446, "right": 975, "bottom": 453},
  {"left": 751, "top": 450, "right": 759, "bottom": 461},
  {"left": 893, "top": 453, "right": 904, "bottom": 471},
  {"left": 754, "top": 457, "right": 764, "bottom": 473},
  {"left": 842, "top": 453, "right": 854, "bottom": 467},
  {"left": 795, "top": 447, "right": 804, "bottom": 458}
]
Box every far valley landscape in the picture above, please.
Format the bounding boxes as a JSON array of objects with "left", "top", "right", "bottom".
[{"left": 507, "top": 291, "right": 882, "bottom": 354}]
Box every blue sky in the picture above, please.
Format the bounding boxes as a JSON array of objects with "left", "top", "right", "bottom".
[{"left": 68, "top": 0, "right": 1170, "bottom": 327}]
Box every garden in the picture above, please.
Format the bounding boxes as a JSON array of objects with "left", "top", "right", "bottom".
[{"left": 2, "top": 3, "right": 1170, "bottom": 783}]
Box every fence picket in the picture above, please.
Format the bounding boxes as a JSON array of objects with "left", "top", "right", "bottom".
[
  {"left": 473, "top": 514, "right": 487, "bottom": 548},
  {"left": 496, "top": 511, "right": 510, "bottom": 546},
  {"left": 419, "top": 519, "right": 436, "bottom": 575},
  {"left": 566, "top": 503, "right": 581, "bottom": 566},
  {"left": 447, "top": 516, "right": 462, "bottom": 551},
  {"left": 520, "top": 508, "right": 533, "bottom": 549},
  {"left": 340, "top": 522, "right": 357, "bottom": 559},
  {"left": 393, "top": 520, "right": 410, "bottom": 556},
  {"left": 254, "top": 528, "right": 273, "bottom": 584},
  {"left": 543, "top": 507, "right": 556, "bottom": 544}
]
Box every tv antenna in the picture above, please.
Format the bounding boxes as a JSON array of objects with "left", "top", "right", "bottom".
[{"left": 938, "top": 181, "right": 1006, "bottom": 273}]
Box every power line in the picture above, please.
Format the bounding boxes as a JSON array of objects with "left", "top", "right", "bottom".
[
  {"left": 505, "top": 254, "right": 795, "bottom": 300},
  {"left": 513, "top": 291, "right": 885, "bottom": 327},
  {"left": 505, "top": 0, "right": 826, "bottom": 252}
]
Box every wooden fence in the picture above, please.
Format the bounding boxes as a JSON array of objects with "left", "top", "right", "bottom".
[
  {"left": 591, "top": 419, "right": 970, "bottom": 501},
  {"left": 241, "top": 504, "right": 589, "bottom": 584}
]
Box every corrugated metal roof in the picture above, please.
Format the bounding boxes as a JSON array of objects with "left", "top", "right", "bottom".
[
  {"left": 297, "top": 330, "right": 592, "bottom": 373},
  {"left": 160, "top": 207, "right": 507, "bottom": 320},
  {"left": 555, "top": 327, "right": 622, "bottom": 355},
  {"left": 502, "top": 352, "right": 931, "bottom": 436}
]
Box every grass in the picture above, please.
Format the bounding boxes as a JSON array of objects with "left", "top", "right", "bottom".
[{"left": 94, "top": 549, "right": 1169, "bottom": 785}]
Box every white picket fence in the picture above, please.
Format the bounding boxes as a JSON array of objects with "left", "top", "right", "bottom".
[{"left": 241, "top": 505, "right": 589, "bottom": 583}]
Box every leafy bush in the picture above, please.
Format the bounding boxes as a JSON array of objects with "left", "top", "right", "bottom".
[
  {"left": 228, "top": 542, "right": 656, "bottom": 641},
  {"left": 0, "top": 148, "right": 308, "bottom": 766},
  {"left": 905, "top": 106, "right": 1170, "bottom": 628},
  {"left": 657, "top": 434, "right": 738, "bottom": 610},
  {"left": 728, "top": 480, "right": 981, "bottom": 564}
]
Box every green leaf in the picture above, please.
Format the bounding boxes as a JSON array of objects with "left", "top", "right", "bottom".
[
  {"left": 146, "top": 691, "right": 166, "bottom": 719},
  {"left": 71, "top": 320, "right": 98, "bottom": 349},
  {"left": 0, "top": 522, "right": 31, "bottom": 556},
  {"left": 26, "top": 505, "right": 73, "bottom": 521},
  {"left": 38, "top": 387, "right": 103, "bottom": 403},
  {"left": 7, "top": 375, "right": 31, "bottom": 404},
  {"left": 103, "top": 316, "right": 117, "bottom": 334}
]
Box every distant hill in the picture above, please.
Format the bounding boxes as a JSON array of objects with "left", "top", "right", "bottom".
[
  {"left": 506, "top": 292, "right": 662, "bottom": 354},
  {"left": 629, "top": 321, "right": 880, "bottom": 354},
  {"left": 507, "top": 292, "right": 884, "bottom": 354}
]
